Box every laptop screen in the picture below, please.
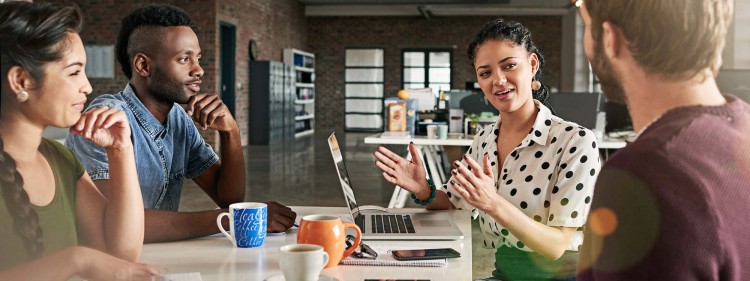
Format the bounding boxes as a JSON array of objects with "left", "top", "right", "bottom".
[{"left": 328, "top": 133, "right": 360, "bottom": 216}]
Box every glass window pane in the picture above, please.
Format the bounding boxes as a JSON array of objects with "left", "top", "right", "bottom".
[
  {"left": 403, "top": 52, "right": 425, "bottom": 67},
  {"left": 346, "top": 49, "right": 384, "bottom": 67},
  {"left": 404, "top": 68, "right": 425, "bottom": 83},
  {"left": 346, "top": 68, "right": 383, "bottom": 82},
  {"left": 345, "top": 114, "right": 382, "bottom": 129},
  {"left": 405, "top": 83, "right": 426, "bottom": 89},
  {"left": 429, "top": 52, "right": 450, "bottom": 67},
  {"left": 345, "top": 84, "right": 383, "bottom": 98},
  {"left": 429, "top": 68, "right": 451, "bottom": 83},
  {"left": 346, "top": 99, "right": 383, "bottom": 113}
]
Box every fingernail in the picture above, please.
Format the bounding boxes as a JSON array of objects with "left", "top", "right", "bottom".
[
  {"left": 451, "top": 169, "right": 457, "bottom": 175},
  {"left": 453, "top": 161, "right": 460, "bottom": 167},
  {"left": 450, "top": 179, "right": 457, "bottom": 185},
  {"left": 462, "top": 155, "right": 468, "bottom": 159}
]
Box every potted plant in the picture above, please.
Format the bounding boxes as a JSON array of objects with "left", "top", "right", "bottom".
[{"left": 466, "top": 113, "right": 480, "bottom": 136}]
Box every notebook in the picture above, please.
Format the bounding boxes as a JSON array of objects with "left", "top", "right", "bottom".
[
  {"left": 328, "top": 133, "right": 464, "bottom": 240},
  {"left": 339, "top": 246, "right": 447, "bottom": 267}
]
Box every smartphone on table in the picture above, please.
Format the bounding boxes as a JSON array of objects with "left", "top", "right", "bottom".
[{"left": 391, "top": 248, "right": 461, "bottom": 261}]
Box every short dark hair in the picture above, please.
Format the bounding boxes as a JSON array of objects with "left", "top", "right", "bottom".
[
  {"left": 115, "top": 4, "right": 194, "bottom": 79},
  {"left": 467, "top": 18, "right": 555, "bottom": 114}
]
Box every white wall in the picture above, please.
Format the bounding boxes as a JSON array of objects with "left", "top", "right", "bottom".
[
  {"left": 561, "top": 10, "right": 594, "bottom": 93},
  {"left": 724, "top": 0, "right": 749, "bottom": 69}
]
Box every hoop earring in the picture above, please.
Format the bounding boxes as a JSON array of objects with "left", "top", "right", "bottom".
[
  {"left": 531, "top": 80, "right": 541, "bottom": 91},
  {"left": 16, "top": 91, "right": 29, "bottom": 103}
]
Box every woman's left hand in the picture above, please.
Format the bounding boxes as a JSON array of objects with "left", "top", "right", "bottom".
[
  {"left": 450, "top": 154, "right": 501, "bottom": 213},
  {"left": 69, "top": 106, "right": 132, "bottom": 151}
]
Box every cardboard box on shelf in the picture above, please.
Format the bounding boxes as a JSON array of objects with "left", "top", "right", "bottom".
[
  {"left": 387, "top": 102, "right": 407, "bottom": 131},
  {"left": 384, "top": 98, "right": 418, "bottom": 135}
]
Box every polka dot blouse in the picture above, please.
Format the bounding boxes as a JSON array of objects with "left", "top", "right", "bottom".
[{"left": 443, "top": 101, "right": 600, "bottom": 252}]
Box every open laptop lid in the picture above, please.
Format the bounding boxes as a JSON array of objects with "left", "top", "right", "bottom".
[{"left": 328, "top": 133, "right": 362, "bottom": 219}]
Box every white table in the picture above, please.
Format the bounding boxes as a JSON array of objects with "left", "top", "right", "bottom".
[
  {"left": 365, "top": 133, "right": 628, "bottom": 208},
  {"left": 364, "top": 134, "right": 471, "bottom": 208},
  {"left": 140, "top": 206, "right": 472, "bottom": 281},
  {"left": 364, "top": 133, "right": 627, "bottom": 149}
]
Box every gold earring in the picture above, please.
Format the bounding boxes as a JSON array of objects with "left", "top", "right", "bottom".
[
  {"left": 16, "top": 91, "right": 29, "bottom": 102},
  {"left": 531, "top": 80, "right": 541, "bottom": 91}
]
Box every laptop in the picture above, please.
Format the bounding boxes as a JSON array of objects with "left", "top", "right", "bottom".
[{"left": 328, "top": 133, "right": 464, "bottom": 240}]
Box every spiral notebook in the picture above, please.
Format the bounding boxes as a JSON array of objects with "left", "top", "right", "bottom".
[{"left": 339, "top": 246, "right": 447, "bottom": 267}]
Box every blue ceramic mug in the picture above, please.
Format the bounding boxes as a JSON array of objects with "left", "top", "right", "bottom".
[{"left": 217, "top": 202, "right": 267, "bottom": 248}]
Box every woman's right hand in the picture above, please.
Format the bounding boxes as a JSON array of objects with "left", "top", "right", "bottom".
[
  {"left": 69, "top": 106, "right": 132, "bottom": 151},
  {"left": 75, "top": 247, "right": 159, "bottom": 281},
  {"left": 374, "top": 143, "right": 429, "bottom": 197}
]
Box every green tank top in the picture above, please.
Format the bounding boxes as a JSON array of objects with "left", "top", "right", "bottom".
[{"left": 0, "top": 139, "right": 85, "bottom": 269}]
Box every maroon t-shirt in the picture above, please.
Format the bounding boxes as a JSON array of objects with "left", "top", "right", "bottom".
[{"left": 578, "top": 95, "right": 750, "bottom": 280}]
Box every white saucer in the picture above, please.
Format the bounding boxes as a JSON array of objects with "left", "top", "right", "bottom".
[{"left": 264, "top": 274, "right": 339, "bottom": 281}]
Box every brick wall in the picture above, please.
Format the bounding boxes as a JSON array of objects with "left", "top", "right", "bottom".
[
  {"left": 52, "top": 0, "right": 306, "bottom": 147},
  {"left": 48, "top": 0, "right": 219, "bottom": 144},
  {"left": 307, "top": 16, "right": 562, "bottom": 132},
  {"left": 217, "top": 0, "right": 307, "bottom": 146}
]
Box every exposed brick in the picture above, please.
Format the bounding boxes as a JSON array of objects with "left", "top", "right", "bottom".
[
  {"left": 307, "top": 16, "right": 562, "bottom": 132},
  {"left": 51, "top": 0, "right": 307, "bottom": 148},
  {"left": 45, "top": 1, "right": 562, "bottom": 142}
]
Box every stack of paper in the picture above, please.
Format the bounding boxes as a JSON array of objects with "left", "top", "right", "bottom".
[{"left": 340, "top": 246, "right": 447, "bottom": 267}]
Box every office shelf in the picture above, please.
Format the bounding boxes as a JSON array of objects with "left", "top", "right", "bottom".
[
  {"left": 284, "top": 48, "right": 315, "bottom": 139},
  {"left": 295, "top": 66, "right": 314, "bottom": 73},
  {"left": 295, "top": 114, "right": 315, "bottom": 121},
  {"left": 295, "top": 129, "right": 314, "bottom": 138}
]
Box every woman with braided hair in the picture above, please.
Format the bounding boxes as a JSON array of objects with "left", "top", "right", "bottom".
[
  {"left": 374, "top": 19, "right": 600, "bottom": 280},
  {"left": 0, "top": 2, "right": 157, "bottom": 280}
]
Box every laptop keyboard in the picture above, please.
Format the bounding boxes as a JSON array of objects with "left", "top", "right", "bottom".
[{"left": 356, "top": 214, "right": 416, "bottom": 234}]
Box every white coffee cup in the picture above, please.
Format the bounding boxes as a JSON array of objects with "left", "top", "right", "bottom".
[
  {"left": 279, "top": 244, "right": 329, "bottom": 281},
  {"left": 216, "top": 202, "right": 267, "bottom": 248},
  {"left": 427, "top": 124, "right": 438, "bottom": 139}
]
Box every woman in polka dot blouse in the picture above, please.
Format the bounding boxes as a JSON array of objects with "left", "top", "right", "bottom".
[{"left": 374, "top": 19, "right": 600, "bottom": 280}]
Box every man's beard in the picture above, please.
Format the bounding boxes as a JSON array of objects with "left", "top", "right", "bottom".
[
  {"left": 592, "top": 41, "right": 627, "bottom": 104},
  {"left": 148, "top": 66, "right": 191, "bottom": 104}
]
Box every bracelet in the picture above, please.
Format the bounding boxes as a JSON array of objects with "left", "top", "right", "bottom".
[{"left": 411, "top": 178, "right": 437, "bottom": 206}]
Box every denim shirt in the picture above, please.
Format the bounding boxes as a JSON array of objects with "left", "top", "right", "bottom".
[{"left": 65, "top": 84, "right": 218, "bottom": 211}]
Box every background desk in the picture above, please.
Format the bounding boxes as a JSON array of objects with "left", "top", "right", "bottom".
[
  {"left": 140, "top": 206, "right": 472, "bottom": 281},
  {"left": 364, "top": 133, "right": 628, "bottom": 207},
  {"left": 364, "top": 135, "right": 472, "bottom": 208}
]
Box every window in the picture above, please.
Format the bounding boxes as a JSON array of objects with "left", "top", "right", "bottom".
[
  {"left": 402, "top": 50, "right": 452, "bottom": 95},
  {"left": 345, "top": 48, "right": 384, "bottom": 131}
]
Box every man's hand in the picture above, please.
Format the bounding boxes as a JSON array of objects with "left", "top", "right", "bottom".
[
  {"left": 266, "top": 201, "right": 296, "bottom": 232},
  {"left": 186, "top": 93, "right": 237, "bottom": 132}
]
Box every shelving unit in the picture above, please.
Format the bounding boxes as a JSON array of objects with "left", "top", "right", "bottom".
[{"left": 284, "top": 48, "right": 315, "bottom": 138}]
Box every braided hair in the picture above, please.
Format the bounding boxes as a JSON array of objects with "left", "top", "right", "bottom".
[
  {"left": 467, "top": 18, "right": 556, "bottom": 115},
  {"left": 0, "top": 1, "right": 83, "bottom": 258}
]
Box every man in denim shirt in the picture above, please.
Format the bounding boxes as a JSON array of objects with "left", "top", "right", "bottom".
[{"left": 66, "top": 4, "right": 296, "bottom": 242}]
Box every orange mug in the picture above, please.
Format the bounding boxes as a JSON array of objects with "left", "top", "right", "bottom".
[{"left": 297, "top": 215, "right": 362, "bottom": 268}]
